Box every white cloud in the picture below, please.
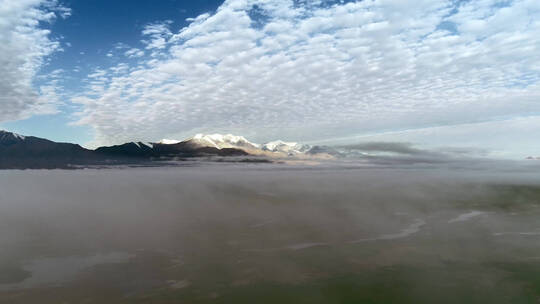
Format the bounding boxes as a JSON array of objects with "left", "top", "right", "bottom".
[
  {"left": 0, "top": 0, "right": 68, "bottom": 122},
  {"left": 141, "top": 21, "right": 173, "bottom": 50},
  {"left": 72, "top": 0, "right": 540, "bottom": 150},
  {"left": 124, "top": 48, "right": 145, "bottom": 58},
  {"left": 114, "top": 42, "right": 130, "bottom": 50}
]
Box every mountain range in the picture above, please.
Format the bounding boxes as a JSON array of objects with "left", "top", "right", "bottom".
[{"left": 0, "top": 131, "right": 327, "bottom": 169}]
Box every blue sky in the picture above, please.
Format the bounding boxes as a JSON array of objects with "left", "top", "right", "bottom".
[
  {"left": 2, "top": 0, "right": 225, "bottom": 143},
  {"left": 1, "top": 0, "right": 539, "bottom": 158}
]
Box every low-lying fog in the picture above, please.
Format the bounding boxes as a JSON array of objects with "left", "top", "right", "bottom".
[{"left": 1, "top": 162, "right": 540, "bottom": 303}]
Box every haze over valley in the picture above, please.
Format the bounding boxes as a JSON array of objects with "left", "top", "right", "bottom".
[{"left": 2, "top": 165, "right": 540, "bottom": 303}]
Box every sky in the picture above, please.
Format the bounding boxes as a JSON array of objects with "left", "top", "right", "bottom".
[{"left": 0, "top": 0, "right": 539, "bottom": 159}]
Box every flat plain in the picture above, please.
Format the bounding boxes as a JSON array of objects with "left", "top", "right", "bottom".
[{"left": 1, "top": 164, "right": 540, "bottom": 303}]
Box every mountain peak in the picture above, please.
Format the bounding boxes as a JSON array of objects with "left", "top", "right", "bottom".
[
  {"left": 155, "top": 133, "right": 314, "bottom": 156},
  {"left": 0, "top": 130, "right": 328, "bottom": 169},
  {"left": 262, "top": 140, "right": 311, "bottom": 155},
  {"left": 0, "top": 130, "right": 26, "bottom": 143},
  {"left": 188, "top": 133, "right": 260, "bottom": 150}
]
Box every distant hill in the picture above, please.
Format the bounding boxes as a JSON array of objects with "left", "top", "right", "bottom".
[
  {"left": 0, "top": 130, "right": 344, "bottom": 169},
  {"left": 0, "top": 131, "right": 97, "bottom": 169},
  {"left": 0, "top": 131, "right": 249, "bottom": 169}
]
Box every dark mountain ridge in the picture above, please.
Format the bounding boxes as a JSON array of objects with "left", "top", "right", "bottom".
[{"left": 0, "top": 130, "right": 248, "bottom": 169}]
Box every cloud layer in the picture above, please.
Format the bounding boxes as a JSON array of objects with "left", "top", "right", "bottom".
[
  {"left": 0, "top": 0, "right": 68, "bottom": 122},
  {"left": 70, "top": 0, "right": 540, "bottom": 147}
]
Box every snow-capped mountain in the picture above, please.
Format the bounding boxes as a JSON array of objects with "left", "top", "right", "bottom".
[
  {"left": 0, "top": 130, "right": 251, "bottom": 169},
  {"left": 0, "top": 130, "right": 331, "bottom": 169},
  {"left": 187, "top": 133, "right": 261, "bottom": 150},
  {"left": 157, "top": 133, "right": 314, "bottom": 156},
  {"left": 0, "top": 130, "right": 26, "bottom": 143},
  {"left": 262, "top": 140, "right": 311, "bottom": 155}
]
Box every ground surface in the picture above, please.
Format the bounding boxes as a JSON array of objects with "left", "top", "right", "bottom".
[{"left": 1, "top": 164, "right": 539, "bottom": 303}]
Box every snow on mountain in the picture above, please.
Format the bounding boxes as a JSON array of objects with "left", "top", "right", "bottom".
[
  {"left": 155, "top": 133, "right": 320, "bottom": 157},
  {"left": 0, "top": 130, "right": 26, "bottom": 142},
  {"left": 0, "top": 130, "right": 332, "bottom": 169},
  {"left": 159, "top": 139, "right": 181, "bottom": 145},
  {"left": 262, "top": 140, "right": 311, "bottom": 155},
  {"left": 132, "top": 142, "right": 153, "bottom": 149},
  {"left": 188, "top": 133, "right": 261, "bottom": 150},
  {"left": 13, "top": 133, "right": 25, "bottom": 140},
  {"left": 182, "top": 133, "right": 314, "bottom": 156}
]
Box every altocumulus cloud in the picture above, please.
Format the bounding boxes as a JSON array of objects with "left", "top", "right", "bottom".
[
  {"left": 72, "top": 0, "right": 540, "bottom": 147},
  {"left": 0, "top": 0, "right": 68, "bottom": 122}
]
